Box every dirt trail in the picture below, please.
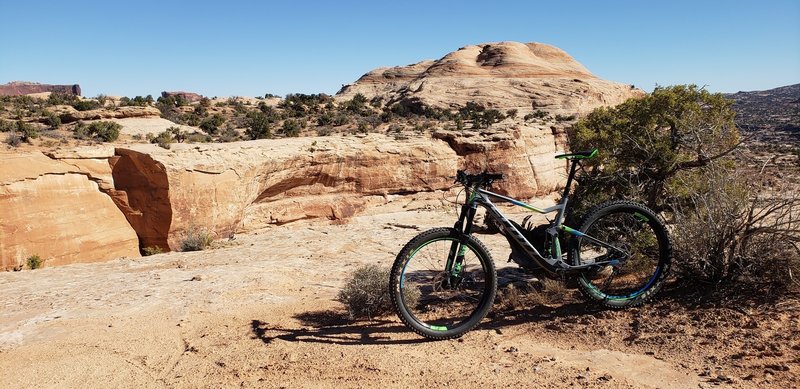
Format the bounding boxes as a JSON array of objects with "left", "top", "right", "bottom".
[{"left": 0, "top": 206, "right": 758, "bottom": 388}]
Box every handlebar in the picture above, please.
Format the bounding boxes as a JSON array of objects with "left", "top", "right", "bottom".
[{"left": 455, "top": 170, "right": 504, "bottom": 187}]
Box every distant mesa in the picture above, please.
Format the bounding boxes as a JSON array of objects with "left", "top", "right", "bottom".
[
  {"left": 0, "top": 81, "right": 81, "bottom": 96},
  {"left": 337, "top": 41, "right": 642, "bottom": 115},
  {"left": 161, "top": 91, "right": 204, "bottom": 103}
]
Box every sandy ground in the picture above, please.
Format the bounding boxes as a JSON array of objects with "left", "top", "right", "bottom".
[{"left": 0, "top": 206, "right": 795, "bottom": 388}]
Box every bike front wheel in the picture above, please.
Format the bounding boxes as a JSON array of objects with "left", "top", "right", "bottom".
[
  {"left": 390, "top": 228, "right": 497, "bottom": 340},
  {"left": 571, "top": 201, "right": 672, "bottom": 308}
]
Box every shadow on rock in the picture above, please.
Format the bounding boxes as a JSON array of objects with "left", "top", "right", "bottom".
[{"left": 250, "top": 310, "right": 427, "bottom": 346}]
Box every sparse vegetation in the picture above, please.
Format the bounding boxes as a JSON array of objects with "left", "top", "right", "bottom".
[
  {"left": 73, "top": 121, "right": 121, "bottom": 142},
  {"left": 26, "top": 254, "right": 44, "bottom": 270},
  {"left": 337, "top": 264, "right": 419, "bottom": 320},
  {"left": 5, "top": 133, "right": 21, "bottom": 147},
  {"left": 119, "top": 95, "right": 154, "bottom": 107},
  {"left": 71, "top": 99, "right": 102, "bottom": 111},
  {"left": 180, "top": 227, "right": 214, "bottom": 252},
  {"left": 569, "top": 84, "right": 799, "bottom": 292},
  {"left": 142, "top": 246, "right": 165, "bottom": 256}
]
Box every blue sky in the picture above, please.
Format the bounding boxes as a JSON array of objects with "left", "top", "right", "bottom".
[{"left": 1, "top": 0, "right": 798, "bottom": 97}]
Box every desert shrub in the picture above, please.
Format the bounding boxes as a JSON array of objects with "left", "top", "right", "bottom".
[
  {"left": 26, "top": 254, "right": 44, "bottom": 270},
  {"left": 316, "top": 126, "right": 332, "bottom": 136},
  {"left": 337, "top": 264, "right": 418, "bottom": 320},
  {"left": 199, "top": 114, "right": 225, "bottom": 135},
  {"left": 180, "top": 227, "right": 214, "bottom": 252},
  {"left": 0, "top": 119, "right": 15, "bottom": 132},
  {"left": 281, "top": 119, "right": 303, "bottom": 137},
  {"left": 95, "top": 94, "right": 109, "bottom": 107},
  {"left": 245, "top": 111, "right": 272, "bottom": 139},
  {"left": 73, "top": 121, "right": 121, "bottom": 142},
  {"left": 568, "top": 84, "right": 740, "bottom": 217},
  {"left": 48, "top": 92, "right": 78, "bottom": 106},
  {"left": 5, "top": 133, "right": 21, "bottom": 147},
  {"left": 16, "top": 120, "right": 38, "bottom": 142},
  {"left": 316, "top": 112, "right": 334, "bottom": 126},
  {"left": 91, "top": 121, "right": 121, "bottom": 141},
  {"left": 506, "top": 109, "right": 518, "bottom": 119},
  {"left": 151, "top": 130, "right": 174, "bottom": 149},
  {"left": 671, "top": 166, "right": 800, "bottom": 287},
  {"left": 71, "top": 99, "right": 102, "bottom": 111},
  {"left": 477, "top": 109, "right": 505, "bottom": 128},
  {"left": 142, "top": 246, "right": 164, "bottom": 256},
  {"left": 119, "top": 95, "right": 154, "bottom": 107},
  {"left": 333, "top": 113, "right": 351, "bottom": 126},
  {"left": 342, "top": 93, "right": 370, "bottom": 115},
  {"left": 44, "top": 111, "right": 61, "bottom": 129},
  {"left": 555, "top": 114, "right": 576, "bottom": 122},
  {"left": 524, "top": 110, "right": 549, "bottom": 121}
]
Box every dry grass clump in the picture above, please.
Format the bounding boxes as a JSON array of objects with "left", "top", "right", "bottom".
[
  {"left": 337, "top": 264, "right": 419, "bottom": 320},
  {"left": 496, "top": 278, "right": 570, "bottom": 310},
  {"left": 180, "top": 227, "right": 214, "bottom": 252}
]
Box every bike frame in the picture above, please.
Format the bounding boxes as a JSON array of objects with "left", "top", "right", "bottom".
[{"left": 447, "top": 160, "right": 625, "bottom": 278}]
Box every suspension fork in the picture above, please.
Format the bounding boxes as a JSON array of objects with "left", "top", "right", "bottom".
[{"left": 445, "top": 195, "right": 479, "bottom": 281}]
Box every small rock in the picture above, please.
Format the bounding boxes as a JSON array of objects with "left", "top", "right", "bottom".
[
  {"left": 505, "top": 346, "right": 519, "bottom": 353},
  {"left": 190, "top": 275, "right": 202, "bottom": 281},
  {"left": 598, "top": 374, "right": 612, "bottom": 382}
]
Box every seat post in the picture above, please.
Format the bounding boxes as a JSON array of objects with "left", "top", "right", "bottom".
[{"left": 561, "top": 160, "right": 579, "bottom": 201}]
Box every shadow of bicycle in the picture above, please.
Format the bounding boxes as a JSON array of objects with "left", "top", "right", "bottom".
[{"left": 250, "top": 310, "right": 428, "bottom": 346}]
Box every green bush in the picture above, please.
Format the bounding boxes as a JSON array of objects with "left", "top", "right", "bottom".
[
  {"left": 245, "top": 111, "right": 272, "bottom": 139},
  {"left": 180, "top": 227, "right": 214, "bottom": 252},
  {"left": 73, "top": 121, "right": 121, "bottom": 142},
  {"left": 26, "top": 254, "right": 44, "bottom": 270},
  {"left": 71, "top": 99, "right": 102, "bottom": 111},
  {"left": 199, "top": 114, "right": 225, "bottom": 135},
  {"left": 281, "top": 119, "right": 302, "bottom": 137},
  {"left": 48, "top": 92, "right": 78, "bottom": 106},
  {"left": 119, "top": 95, "right": 154, "bottom": 107},
  {"left": 151, "top": 130, "right": 174, "bottom": 149},
  {"left": 16, "top": 121, "right": 38, "bottom": 142},
  {"left": 0, "top": 119, "right": 15, "bottom": 132},
  {"left": 568, "top": 84, "right": 740, "bottom": 216},
  {"left": 44, "top": 111, "right": 61, "bottom": 129}
]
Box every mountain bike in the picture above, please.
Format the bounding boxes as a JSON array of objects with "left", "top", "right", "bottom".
[{"left": 389, "top": 149, "right": 672, "bottom": 340}]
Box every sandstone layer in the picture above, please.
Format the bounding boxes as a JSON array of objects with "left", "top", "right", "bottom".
[
  {"left": 338, "top": 41, "right": 643, "bottom": 115},
  {"left": 0, "top": 151, "right": 140, "bottom": 269},
  {"left": 1, "top": 128, "right": 572, "bottom": 268},
  {"left": 0, "top": 81, "right": 81, "bottom": 96}
]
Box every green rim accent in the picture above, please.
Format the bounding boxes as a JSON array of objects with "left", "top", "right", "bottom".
[
  {"left": 430, "top": 325, "right": 448, "bottom": 331},
  {"left": 633, "top": 212, "right": 650, "bottom": 222}
]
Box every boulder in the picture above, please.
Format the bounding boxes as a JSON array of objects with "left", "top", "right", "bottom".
[{"left": 161, "top": 91, "right": 205, "bottom": 103}]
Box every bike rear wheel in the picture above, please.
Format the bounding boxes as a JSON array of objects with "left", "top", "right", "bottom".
[
  {"left": 390, "top": 228, "right": 497, "bottom": 340},
  {"left": 571, "top": 201, "right": 672, "bottom": 308}
]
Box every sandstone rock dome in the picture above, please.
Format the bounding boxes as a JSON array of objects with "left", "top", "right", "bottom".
[{"left": 337, "top": 41, "right": 642, "bottom": 115}]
